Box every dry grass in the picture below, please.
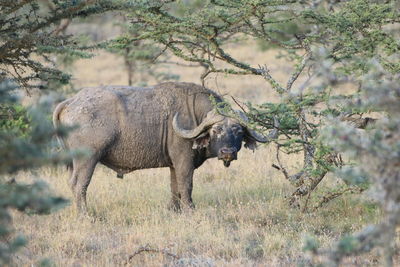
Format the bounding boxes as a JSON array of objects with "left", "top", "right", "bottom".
[
  {"left": 13, "top": 148, "right": 381, "bottom": 266},
  {"left": 13, "top": 43, "right": 392, "bottom": 266}
]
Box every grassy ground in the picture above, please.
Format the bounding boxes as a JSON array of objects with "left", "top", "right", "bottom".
[
  {"left": 13, "top": 44, "right": 396, "bottom": 266},
  {"left": 13, "top": 148, "right": 381, "bottom": 266}
]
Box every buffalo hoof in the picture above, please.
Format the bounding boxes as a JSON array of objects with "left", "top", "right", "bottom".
[
  {"left": 181, "top": 202, "right": 195, "bottom": 212},
  {"left": 168, "top": 200, "right": 181, "bottom": 213},
  {"left": 168, "top": 200, "right": 195, "bottom": 213},
  {"left": 76, "top": 210, "right": 95, "bottom": 223}
]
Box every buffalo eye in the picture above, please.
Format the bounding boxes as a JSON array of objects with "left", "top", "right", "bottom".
[
  {"left": 212, "top": 125, "right": 223, "bottom": 135},
  {"left": 232, "top": 125, "right": 243, "bottom": 135}
]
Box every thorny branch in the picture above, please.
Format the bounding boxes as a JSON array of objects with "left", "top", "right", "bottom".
[
  {"left": 286, "top": 38, "right": 311, "bottom": 91},
  {"left": 230, "top": 96, "right": 284, "bottom": 134}
]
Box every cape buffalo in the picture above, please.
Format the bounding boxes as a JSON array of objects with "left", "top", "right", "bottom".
[{"left": 53, "top": 82, "right": 269, "bottom": 214}]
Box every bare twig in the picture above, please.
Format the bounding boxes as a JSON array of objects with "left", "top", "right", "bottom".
[
  {"left": 151, "top": 45, "right": 169, "bottom": 63},
  {"left": 286, "top": 50, "right": 311, "bottom": 91},
  {"left": 258, "top": 64, "right": 285, "bottom": 93},
  {"left": 157, "top": 60, "right": 201, "bottom": 68},
  {"left": 231, "top": 96, "right": 287, "bottom": 139},
  {"left": 274, "top": 144, "right": 304, "bottom": 186},
  {"left": 128, "top": 244, "right": 180, "bottom": 262},
  {"left": 339, "top": 114, "right": 377, "bottom": 129},
  {"left": 52, "top": 19, "right": 71, "bottom": 36},
  {"left": 312, "top": 186, "right": 365, "bottom": 211}
]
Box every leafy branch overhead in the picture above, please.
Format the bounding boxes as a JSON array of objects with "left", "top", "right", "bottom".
[
  {"left": 113, "top": 0, "right": 399, "bottom": 207},
  {"left": 0, "top": 1, "right": 130, "bottom": 265},
  {"left": 112, "top": 0, "right": 398, "bottom": 81},
  {"left": 113, "top": 1, "right": 399, "bottom": 264},
  {"left": 110, "top": 0, "right": 309, "bottom": 81},
  {"left": 0, "top": 80, "right": 74, "bottom": 265},
  {"left": 0, "top": 0, "right": 145, "bottom": 90}
]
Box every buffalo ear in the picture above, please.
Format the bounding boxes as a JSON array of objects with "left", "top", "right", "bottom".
[
  {"left": 243, "top": 127, "right": 258, "bottom": 151},
  {"left": 192, "top": 132, "right": 210, "bottom": 149},
  {"left": 243, "top": 135, "right": 257, "bottom": 151}
]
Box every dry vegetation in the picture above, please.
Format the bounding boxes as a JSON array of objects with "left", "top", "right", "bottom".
[{"left": 13, "top": 46, "right": 389, "bottom": 266}]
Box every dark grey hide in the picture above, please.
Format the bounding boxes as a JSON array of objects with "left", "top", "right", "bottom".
[{"left": 53, "top": 82, "right": 268, "bottom": 213}]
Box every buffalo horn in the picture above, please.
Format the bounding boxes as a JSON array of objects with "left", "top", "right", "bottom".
[
  {"left": 172, "top": 110, "right": 224, "bottom": 139},
  {"left": 236, "top": 110, "right": 275, "bottom": 143}
]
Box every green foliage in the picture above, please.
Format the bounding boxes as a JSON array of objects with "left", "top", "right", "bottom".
[
  {"left": 1, "top": 0, "right": 398, "bottom": 265},
  {"left": 0, "top": 0, "right": 130, "bottom": 264},
  {"left": 107, "top": 0, "right": 305, "bottom": 76},
  {"left": 0, "top": 104, "right": 30, "bottom": 136},
  {"left": 0, "top": 100, "right": 80, "bottom": 174},
  {"left": 310, "top": 8, "right": 400, "bottom": 267},
  {"left": 336, "top": 236, "right": 360, "bottom": 255},
  {"left": 113, "top": 1, "right": 397, "bottom": 203},
  {"left": 303, "top": 235, "right": 319, "bottom": 253},
  {"left": 112, "top": 1, "right": 399, "bottom": 264},
  {"left": 303, "top": 0, "right": 399, "bottom": 75},
  {"left": 0, "top": 181, "right": 67, "bottom": 215},
  {"left": 0, "top": 81, "right": 73, "bottom": 265},
  {"left": 0, "top": 0, "right": 137, "bottom": 90}
]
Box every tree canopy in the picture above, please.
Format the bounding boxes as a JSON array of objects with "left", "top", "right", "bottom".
[
  {"left": 0, "top": 0, "right": 399, "bottom": 265},
  {"left": 109, "top": 0, "right": 399, "bottom": 265}
]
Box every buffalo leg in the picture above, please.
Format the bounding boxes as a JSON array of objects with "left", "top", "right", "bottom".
[
  {"left": 168, "top": 167, "right": 181, "bottom": 211},
  {"left": 174, "top": 162, "right": 195, "bottom": 210},
  {"left": 69, "top": 157, "right": 97, "bottom": 214}
]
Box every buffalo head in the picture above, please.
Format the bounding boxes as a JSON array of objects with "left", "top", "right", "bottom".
[{"left": 172, "top": 110, "right": 268, "bottom": 167}]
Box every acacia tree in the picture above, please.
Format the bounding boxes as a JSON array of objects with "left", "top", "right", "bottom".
[
  {"left": 302, "top": 2, "right": 399, "bottom": 265},
  {"left": 110, "top": 0, "right": 393, "bottom": 208},
  {"left": 308, "top": 57, "right": 400, "bottom": 267},
  {"left": 112, "top": 0, "right": 399, "bottom": 264},
  {"left": 0, "top": 0, "right": 143, "bottom": 90},
  {"left": 1, "top": 0, "right": 398, "bottom": 265},
  {"left": 0, "top": 0, "right": 136, "bottom": 264}
]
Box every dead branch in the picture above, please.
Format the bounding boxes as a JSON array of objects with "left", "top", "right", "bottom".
[
  {"left": 312, "top": 186, "right": 365, "bottom": 211},
  {"left": 274, "top": 144, "right": 305, "bottom": 187},
  {"left": 339, "top": 114, "right": 377, "bottom": 129},
  {"left": 128, "top": 244, "right": 180, "bottom": 262},
  {"left": 272, "top": 109, "right": 315, "bottom": 189},
  {"left": 290, "top": 170, "right": 327, "bottom": 209}
]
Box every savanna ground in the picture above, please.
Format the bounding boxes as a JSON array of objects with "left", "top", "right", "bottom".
[{"left": 13, "top": 41, "right": 393, "bottom": 266}]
